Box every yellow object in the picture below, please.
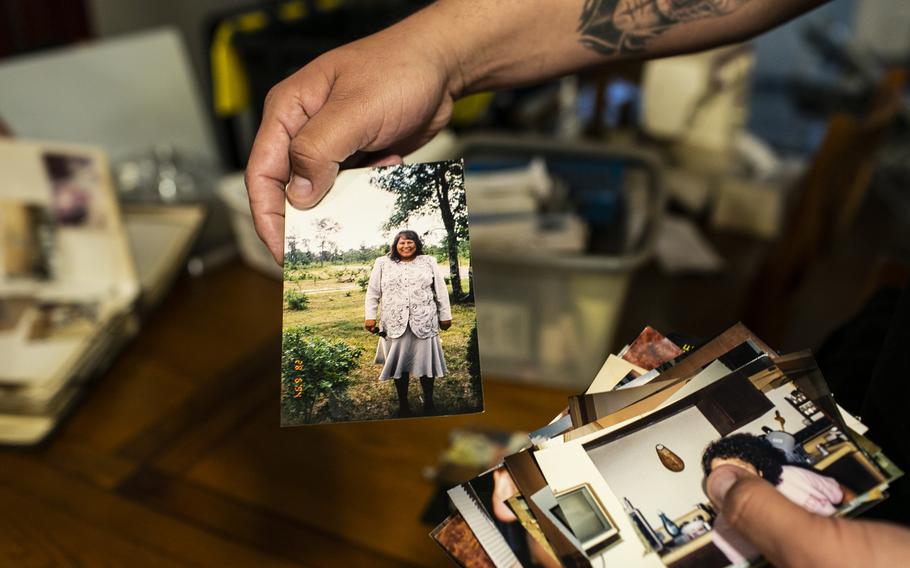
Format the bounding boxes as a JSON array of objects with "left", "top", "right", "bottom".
[
  {"left": 210, "top": 1, "right": 345, "bottom": 117},
  {"left": 236, "top": 11, "right": 267, "bottom": 31},
  {"left": 451, "top": 92, "right": 494, "bottom": 126},
  {"left": 211, "top": 13, "right": 265, "bottom": 117},
  {"left": 279, "top": 1, "right": 307, "bottom": 22}
]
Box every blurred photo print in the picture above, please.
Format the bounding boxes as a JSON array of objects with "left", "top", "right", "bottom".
[
  {"left": 27, "top": 301, "right": 100, "bottom": 341},
  {"left": 0, "top": 202, "right": 53, "bottom": 280},
  {"left": 43, "top": 152, "right": 106, "bottom": 228},
  {"left": 280, "top": 160, "right": 483, "bottom": 426}
]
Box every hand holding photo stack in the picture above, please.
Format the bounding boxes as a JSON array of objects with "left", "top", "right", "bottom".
[{"left": 432, "top": 323, "right": 902, "bottom": 568}]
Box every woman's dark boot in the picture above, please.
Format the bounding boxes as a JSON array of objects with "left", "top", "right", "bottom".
[
  {"left": 420, "top": 376, "right": 436, "bottom": 414},
  {"left": 395, "top": 375, "right": 412, "bottom": 417}
]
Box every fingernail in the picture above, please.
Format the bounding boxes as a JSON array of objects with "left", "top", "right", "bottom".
[
  {"left": 707, "top": 467, "right": 741, "bottom": 506},
  {"left": 287, "top": 175, "right": 313, "bottom": 200}
]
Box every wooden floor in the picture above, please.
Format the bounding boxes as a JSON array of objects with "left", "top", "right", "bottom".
[{"left": 0, "top": 262, "right": 573, "bottom": 567}]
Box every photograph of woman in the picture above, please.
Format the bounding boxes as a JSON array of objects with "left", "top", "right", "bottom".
[
  {"left": 281, "top": 160, "right": 481, "bottom": 426},
  {"left": 365, "top": 230, "right": 452, "bottom": 417},
  {"left": 702, "top": 433, "right": 857, "bottom": 564}
]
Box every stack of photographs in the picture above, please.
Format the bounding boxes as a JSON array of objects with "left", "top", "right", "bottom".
[
  {"left": 0, "top": 139, "right": 140, "bottom": 445},
  {"left": 433, "top": 323, "right": 902, "bottom": 567}
]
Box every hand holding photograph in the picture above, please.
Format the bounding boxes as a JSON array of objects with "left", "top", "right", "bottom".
[
  {"left": 434, "top": 325, "right": 903, "bottom": 568},
  {"left": 280, "top": 160, "right": 484, "bottom": 426}
]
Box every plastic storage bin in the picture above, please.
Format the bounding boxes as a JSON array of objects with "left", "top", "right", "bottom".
[
  {"left": 217, "top": 172, "right": 283, "bottom": 279},
  {"left": 450, "top": 134, "right": 664, "bottom": 389}
]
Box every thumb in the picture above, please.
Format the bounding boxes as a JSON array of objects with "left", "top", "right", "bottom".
[
  {"left": 707, "top": 465, "right": 909, "bottom": 568},
  {"left": 285, "top": 96, "right": 375, "bottom": 210}
]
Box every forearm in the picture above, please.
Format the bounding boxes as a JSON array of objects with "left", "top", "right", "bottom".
[
  {"left": 246, "top": 0, "right": 831, "bottom": 262},
  {"left": 411, "top": 0, "right": 829, "bottom": 97}
]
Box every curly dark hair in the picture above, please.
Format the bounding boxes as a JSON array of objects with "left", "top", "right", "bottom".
[
  {"left": 388, "top": 230, "right": 424, "bottom": 262},
  {"left": 701, "top": 434, "right": 786, "bottom": 485}
]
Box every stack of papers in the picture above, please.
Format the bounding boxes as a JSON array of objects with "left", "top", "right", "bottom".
[
  {"left": 0, "top": 139, "right": 204, "bottom": 445},
  {"left": 465, "top": 159, "right": 588, "bottom": 257},
  {"left": 432, "top": 323, "right": 902, "bottom": 567}
]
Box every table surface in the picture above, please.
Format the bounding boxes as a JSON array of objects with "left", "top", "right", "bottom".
[{"left": 0, "top": 261, "right": 573, "bottom": 567}]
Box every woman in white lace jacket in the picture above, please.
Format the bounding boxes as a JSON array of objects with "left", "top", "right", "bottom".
[{"left": 365, "top": 230, "right": 452, "bottom": 416}]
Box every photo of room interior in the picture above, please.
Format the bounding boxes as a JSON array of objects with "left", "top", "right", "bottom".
[{"left": 579, "top": 361, "right": 893, "bottom": 567}]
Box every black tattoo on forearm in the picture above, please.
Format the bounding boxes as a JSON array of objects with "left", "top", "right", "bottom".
[{"left": 578, "top": 0, "right": 750, "bottom": 55}]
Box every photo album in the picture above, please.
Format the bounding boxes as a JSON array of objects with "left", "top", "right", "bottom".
[
  {"left": 280, "top": 160, "right": 483, "bottom": 426},
  {"left": 434, "top": 323, "right": 902, "bottom": 568},
  {"left": 0, "top": 138, "right": 139, "bottom": 444}
]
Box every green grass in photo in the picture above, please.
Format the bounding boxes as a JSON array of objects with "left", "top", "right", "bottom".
[{"left": 281, "top": 262, "right": 480, "bottom": 424}]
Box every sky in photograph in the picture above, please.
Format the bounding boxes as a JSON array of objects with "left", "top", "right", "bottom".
[{"left": 284, "top": 167, "right": 446, "bottom": 253}]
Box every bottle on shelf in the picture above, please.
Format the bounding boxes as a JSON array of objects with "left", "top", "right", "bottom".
[
  {"left": 623, "top": 498, "right": 663, "bottom": 551},
  {"left": 659, "top": 510, "right": 681, "bottom": 538}
]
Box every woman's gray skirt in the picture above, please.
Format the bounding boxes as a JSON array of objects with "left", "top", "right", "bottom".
[{"left": 374, "top": 326, "right": 447, "bottom": 380}]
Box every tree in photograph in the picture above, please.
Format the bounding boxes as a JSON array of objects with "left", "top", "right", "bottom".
[
  {"left": 370, "top": 160, "right": 468, "bottom": 299},
  {"left": 285, "top": 234, "right": 313, "bottom": 267},
  {"left": 311, "top": 217, "right": 341, "bottom": 264}
]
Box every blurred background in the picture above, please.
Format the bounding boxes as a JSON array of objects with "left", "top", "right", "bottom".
[{"left": 0, "top": 0, "right": 908, "bottom": 565}]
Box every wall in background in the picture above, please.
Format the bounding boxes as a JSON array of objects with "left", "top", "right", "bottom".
[
  {"left": 587, "top": 408, "right": 719, "bottom": 532},
  {"left": 0, "top": 0, "right": 92, "bottom": 58},
  {"left": 855, "top": 0, "right": 910, "bottom": 59},
  {"left": 746, "top": 0, "right": 855, "bottom": 156}
]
